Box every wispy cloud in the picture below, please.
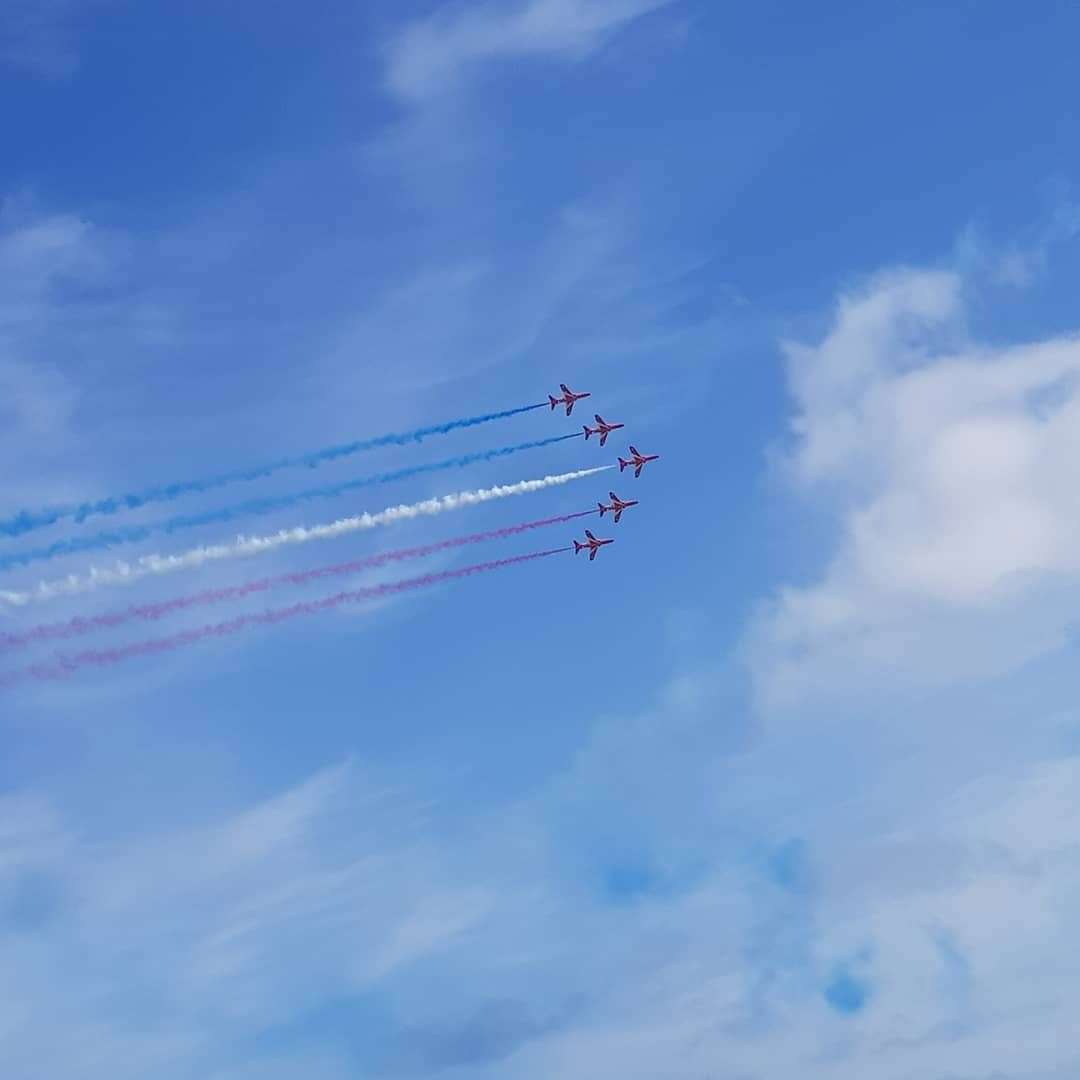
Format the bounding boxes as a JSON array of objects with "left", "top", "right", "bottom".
[
  {"left": 954, "top": 196, "right": 1080, "bottom": 288},
  {"left": 0, "top": 202, "right": 192, "bottom": 531},
  {"left": 0, "top": 762, "right": 494, "bottom": 1077},
  {"left": 384, "top": 0, "right": 677, "bottom": 104},
  {"left": 0, "top": 208, "right": 101, "bottom": 513},
  {"left": 0, "top": 0, "right": 99, "bottom": 78}
]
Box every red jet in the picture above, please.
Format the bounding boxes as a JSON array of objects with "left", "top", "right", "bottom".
[
  {"left": 583, "top": 414, "right": 625, "bottom": 447},
  {"left": 618, "top": 445, "right": 660, "bottom": 478},
  {"left": 573, "top": 529, "right": 614, "bottom": 561},
  {"left": 598, "top": 491, "right": 638, "bottom": 523},
  {"left": 548, "top": 383, "right": 591, "bottom": 416}
]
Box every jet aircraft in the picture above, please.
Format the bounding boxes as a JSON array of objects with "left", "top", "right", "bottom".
[
  {"left": 598, "top": 491, "right": 638, "bottom": 523},
  {"left": 618, "top": 445, "right": 660, "bottom": 478},
  {"left": 583, "top": 414, "right": 624, "bottom": 447},
  {"left": 573, "top": 529, "right": 614, "bottom": 561},
  {"left": 548, "top": 383, "right": 591, "bottom": 416}
]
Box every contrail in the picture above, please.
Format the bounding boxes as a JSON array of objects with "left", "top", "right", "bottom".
[
  {"left": 0, "top": 402, "right": 549, "bottom": 538},
  {"left": 0, "top": 466, "right": 613, "bottom": 608},
  {"left": 0, "top": 511, "right": 597, "bottom": 651},
  {"left": 0, "top": 549, "right": 570, "bottom": 688},
  {"left": 0, "top": 433, "right": 584, "bottom": 571}
]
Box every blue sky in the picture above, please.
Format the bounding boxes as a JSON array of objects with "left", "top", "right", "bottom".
[{"left": 3, "top": 1, "right": 1080, "bottom": 1076}]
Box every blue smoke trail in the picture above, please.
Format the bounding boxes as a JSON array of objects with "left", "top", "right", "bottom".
[
  {"left": 0, "top": 402, "right": 548, "bottom": 538},
  {"left": 0, "top": 433, "right": 583, "bottom": 571}
]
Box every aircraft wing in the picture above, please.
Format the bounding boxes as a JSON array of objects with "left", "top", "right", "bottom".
[{"left": 589, "top": 546, "right": 597, "bottom": 561}]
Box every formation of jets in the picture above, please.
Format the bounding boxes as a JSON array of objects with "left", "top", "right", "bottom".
[{"left": 548, "top": 384, "right": 660, "bottom": 564}]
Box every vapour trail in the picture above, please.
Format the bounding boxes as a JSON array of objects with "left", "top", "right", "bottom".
[
  {"left": 0, "top": 549, "right": 570, "bottom": 688},
  {"left": 0, "top": 466, "right": 613, "bottom": 608},
  {"left": 0, "top": 511, "right": 596, "bottom": 651},
  {"left": 0, "top": 433, "right": 584, "bottom": 571},
  {"left": 0, "top": 402, "right": 549, "bottom": 538}
]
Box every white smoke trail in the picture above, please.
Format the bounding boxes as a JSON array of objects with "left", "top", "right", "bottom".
[{"left": 0, "top": 466, "right": 613, "bottom": 608}]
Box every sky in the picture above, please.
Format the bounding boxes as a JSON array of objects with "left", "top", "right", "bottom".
[{"left": 2, "top": 1, "right": 1080, "bottom": 1076}]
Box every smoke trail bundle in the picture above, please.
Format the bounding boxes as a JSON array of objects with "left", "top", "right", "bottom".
[
  {"left": 0, "top": 433, "right": 583, "bottom": 572},
  {"left": 0, "top": 402, "right": 548, "bottom": 538},
  {"left": 0, "top": 511, "right": 595, "bottom": 651},
  {"left": 0, "top": 467, "right": 612, "bottom": 608},
  {"left": 1, "top": 549, "right": 569, "bottom": 688}
]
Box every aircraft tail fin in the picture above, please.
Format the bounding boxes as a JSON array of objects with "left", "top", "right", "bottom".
[
  {"left": 573, "top": 539, "right": 583, "bottom": 554},
  {"left": 618, "top": 457, "right": 628, "bottom": 472},
  {"left": 598, "top": 502, "right": 607, "bottom": 516},
  {"left": 583, "top": 425, "right": 591, "bottom": 440},
  {"left": 549, "top": 395, "right": 558, "bottom": 410}
]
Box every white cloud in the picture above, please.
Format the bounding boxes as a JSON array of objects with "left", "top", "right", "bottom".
[
  {"left": 384, "top": 0, "right": 675, "bottom": 103},
  {"left": 785, "top": 757, "right": 1080, "bottom": 1080},
  {"left": 752, "top": 267, "right": 1080, "bottom": 705}
]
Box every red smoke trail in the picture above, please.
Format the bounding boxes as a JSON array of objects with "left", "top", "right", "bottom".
[
  {"left": 0, "top": 548, "right": 571, "bottom": 688},
  {"left": 0, "top": 511, "right": 594, "bottom": 654}
]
